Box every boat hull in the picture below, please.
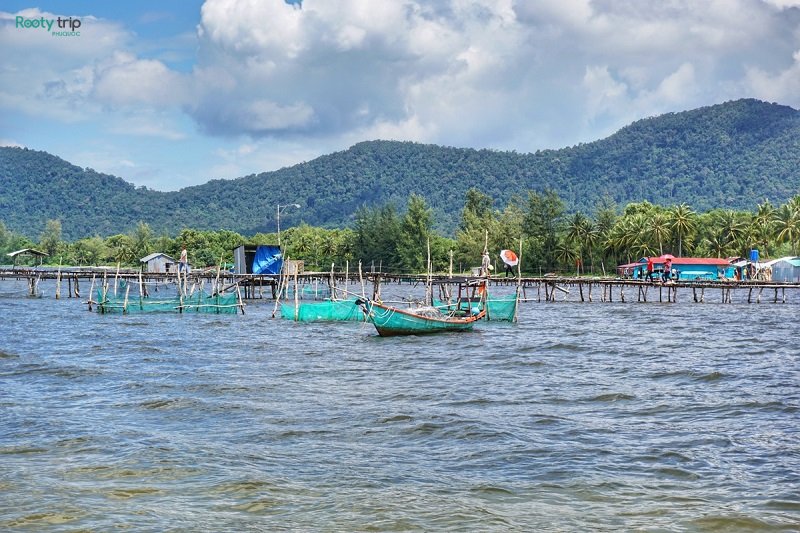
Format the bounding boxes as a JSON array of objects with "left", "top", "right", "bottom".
[{"left": 359, "top": 300, "right": 484, "bottom": 336}]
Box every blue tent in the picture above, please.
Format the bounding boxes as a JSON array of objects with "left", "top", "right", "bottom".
[{"left": 251, "top": 245, "right": 283, "bottom": 274}]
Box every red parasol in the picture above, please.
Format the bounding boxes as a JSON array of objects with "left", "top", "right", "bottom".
[{"left": 500, "top": 249, "right": 518, "bottom": 267}]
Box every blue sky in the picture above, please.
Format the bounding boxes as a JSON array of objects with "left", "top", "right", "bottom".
[{"left": 2, "top": 0, "right": 800, "bottom": 191}]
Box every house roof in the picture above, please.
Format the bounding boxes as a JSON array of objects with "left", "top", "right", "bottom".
[
  {"left": 140, "top": 252, "right": 176, "bottom": 263},
  {"left": 652, "top": 256, "right": 731, "bottom": 266},
  {"left": 618, "top": 256, "right": 732, "bottom": 269},
  {"left": 767, "top": 256, "right": 800, "bottom": 267},
  {"left": 6, "top": 248, "right": 48, "bottom": 257}
]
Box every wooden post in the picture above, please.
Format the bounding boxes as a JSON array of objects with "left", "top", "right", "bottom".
[
  {"left": 329, "top": 262, "right": 336, "bottom": 301},
  {"left": 449, "top": 250, "right": 454, "bottom": 278},
  {"left": 237, "top": 284, "right": 245, "bottom": 314},
  {"left": 114, "top": 262, "right": 120, "bottom": 297},
  {"left": 55, "top": 260, "right": 62, "bottom": 300},
  {"left": 271, "top": 257, "right": 288, "bottom": 318},
  {"left": 139, "top": 270, "right": 144, "bottom": 310},
  {"left": 426, "top": 238, "right": 432, "bottom": 306},
  {"left": 87, "top": 275, "right": 96, "bottom": 311},
  {"left": 294, "top": 267, "right": 300, "bottom": 321},
  {"left": 123, "top": 283, "right": 130, "bottom": 314},
  {"left": 514, "top": 237, "right": 522, "bottom": 322},
  {"left": 359, "top": 260, "right": 366, "bottom": 298}
]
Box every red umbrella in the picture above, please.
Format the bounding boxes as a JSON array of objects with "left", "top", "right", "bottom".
[{"left": 500, "top": 249, "right": 518, "bottom": 266}]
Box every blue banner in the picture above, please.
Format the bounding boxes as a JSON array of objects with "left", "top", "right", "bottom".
[{"left": 252, "top": 245, "right": 283, "bottom": 274}]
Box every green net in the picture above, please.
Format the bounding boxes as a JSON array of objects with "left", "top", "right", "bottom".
[
  {"left": 280, "top": 298, "right": 365, "bottom": 322},
  {"left": 95, "top": 288, "right": 240, "bottom": 314},
  {"left": 485, "top": 295, "right": 517, "bottom": 321},
  {"left": 433, "top": 294, "right": 518, "bottom": 322}
]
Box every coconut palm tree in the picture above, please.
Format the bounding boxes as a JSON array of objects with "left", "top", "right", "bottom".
[
  {"left": 669, "top": 203, "right": 696, "bottom": 257},
  {"left": 775, "top": 203, "right": 800, "bottom": 255},
  {"left": 648, "top": 212, "right": 672, "bottom": 256},
  {"left": 718, "top": 210, "right": 747, "bottom": 256},
  {"left": 751, "top": 200, "right": 776, "bottom": 257}
]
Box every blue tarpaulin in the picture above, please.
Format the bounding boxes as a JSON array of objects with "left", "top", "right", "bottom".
[{"left": 252, "top": 245, "right": 283, "bottom": 274}]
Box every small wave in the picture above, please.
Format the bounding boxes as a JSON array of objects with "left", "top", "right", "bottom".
[
  {"left": 0, "top": 349, "right": 18, "bottom": 359},
  {"left": 469, "top": 484, "right": 516, "bottom": 496},
  {"left": 0, "top": 445, "right": 48, "bottom": 455},
  {"left": 649, "top": 369, "right": 729, "bottom": 382},
  {"left": 212, "top": 480, "right": 274, "bottom": 496},
  {"left": 655, "top": 466, "right": 700, "bottom": 480},
  {"left": 379, "top": 414, "right": 414, "bottom": 424},
  {"left": 585, "top": 392, "right": 635, "bottom": 402},
  {"left": 688, "top": 515, "right": 781, "bottom": 530},
  {"left": 6, "top": 511, "right": 84, "bottom": 527},
  {"left": 696, "top": 370, "right": 727, "bottom": 382},
  {"left": 138, "top": 398, "right": 191, "bottom": 410},
  {"left": 541, "top": 342, "right": 584, "bottom": 352},
  {"left": 231, "top": 498, "right": 279, "bottom": 513},
  {"left": 763, "top": 499, "right": 800, "bottom": 511},
  {"left": 107, "top": 487, "right": 163, "bottom": 499}
]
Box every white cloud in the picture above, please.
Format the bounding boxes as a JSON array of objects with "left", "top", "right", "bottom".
[
  {"left": 92, "top": 53, "right": 190, "bottom": 108},
  {"left": 0, "top": 139, "right": 25, "bottom": 148},
  {"left": 743, "top": 49, "right": 800, "bottom": 106},
  {"left": 3, "top": 0, "right": 800, "bottom": 188}
]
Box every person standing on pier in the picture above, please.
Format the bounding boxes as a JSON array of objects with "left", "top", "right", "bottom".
[
  {"left": 179, "top": 245, "right": 189, "bottom": 273},
  {"left": 481, "top": 249, "right": 492, "bottom": 276}
]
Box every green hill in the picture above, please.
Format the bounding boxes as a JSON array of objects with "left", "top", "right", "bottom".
[{"left": 1, "top": 98, "right": 799, "bottom": 240}]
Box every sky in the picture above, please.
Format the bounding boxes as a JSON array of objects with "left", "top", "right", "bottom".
[{"left": 2, "top": 0, "right": 800, "bottom": 191}]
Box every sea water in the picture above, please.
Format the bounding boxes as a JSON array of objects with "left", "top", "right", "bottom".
[{"left": 1, "top": 280, "right": 798, "bottom": 531}]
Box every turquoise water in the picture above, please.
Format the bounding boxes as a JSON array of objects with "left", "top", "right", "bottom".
[{"left": 1, "top": 280, "right": 799, "bottom": 531}]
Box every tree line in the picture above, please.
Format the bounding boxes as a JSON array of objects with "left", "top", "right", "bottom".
[
  {"left": 4, "top": 100, "right": 800, "bottom": 241},
  {"left": 1, "top": 190, "right": 798, "bottom": 274}
]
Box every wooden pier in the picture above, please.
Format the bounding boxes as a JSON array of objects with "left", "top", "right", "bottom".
[{"left": 1, "top": 267, "right": 798, "bottom": 304}]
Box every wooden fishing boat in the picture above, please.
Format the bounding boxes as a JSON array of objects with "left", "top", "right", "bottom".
[{"left": 354, "top": 278, "right": 487, "bottom": 336}]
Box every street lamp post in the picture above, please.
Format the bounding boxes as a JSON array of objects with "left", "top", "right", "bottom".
[{"left": 277, "top": 203, "right": 300, "bottom": 247}]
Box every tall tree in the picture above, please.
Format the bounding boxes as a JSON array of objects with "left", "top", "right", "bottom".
[
  {"left": 669, "top": 203, "right": 696, "bottom": 257},
  {"left": 398, "top": 194, "right": 433, "bottom": 273},
  {"left": 39, "top": 219, "right": 62, "bottom": 258},
  {"left": 131, "top": 221, "right": 153, "bottom": 260},
  {"left": 775, "top": 202, "right": 800, "bottom": 255},
  {"left": 523, "top": 189, "right": 564, "bottom": 270}
]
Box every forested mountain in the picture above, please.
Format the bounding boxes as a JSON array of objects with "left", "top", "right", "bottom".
[{"left": 1, "top": 98, "right": 799, "bottom": 240}]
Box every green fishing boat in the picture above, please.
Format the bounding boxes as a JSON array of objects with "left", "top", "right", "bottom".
[
  {"left": 355, "top": 298, "right": 485, "bottom": 336},
  {"left": 355, "top": 278, "right": 487, "bottom": 336}
]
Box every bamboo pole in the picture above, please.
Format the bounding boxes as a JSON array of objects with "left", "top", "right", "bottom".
[
  {"left": 123, "top": 283, "right": 130, "bottom": 314},
  {"left": 55, "top": 258, "right": 62, "bottom": 300},
  {"left": 294, "top": 266, "right": 300, "bottom": 321},
  {"left": 113, "top": 262, "right": 120, "bottom": 297},
  {"left": 449, "top": 250, "right": 453, "bottom": 278},
  {"left": 139, "top": 269, "right": 144, "bottom": 310},
  {"left": 330, "top": 262, "right": 336, "bottom": 301},
  {"left": 88, "top": 274, "right": 96, "bottom": 311},
  {"left": 271, "top": 256, "right": 289, "bottom": 319},
  {"left": 237, "top": 284, "right": 245, "bottom": 314},
  {"left": 359, "top": 260, "right": 366, "bottom": 298},
  {"left": 513, "top": 237, "right": 522, "bottom": 323},
  {"left": 426, "top": 238, "right": 432, "bottom": 306}
]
